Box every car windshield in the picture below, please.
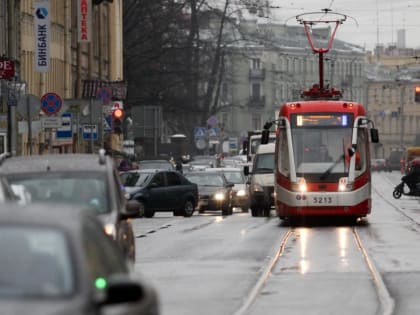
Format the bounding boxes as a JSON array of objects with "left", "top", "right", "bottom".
[
  {"left": 121, "top": 172, "right": 154, "bottom": 187},
  {"left": 185, "top": 174, "right": 224, "bottom": 186},
  {"left": 223, "top": 171, "right": 244, "bottom": 184},
  {"left": 0, "top": 226, "right": 74, "bottom": 298},
  {"left": 6, "top": 172, "right": 110, "bottom": 214}
]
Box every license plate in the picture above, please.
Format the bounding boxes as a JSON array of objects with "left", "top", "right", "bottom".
[{"left": 309, "top": 195, "right": 335, "bottom": 206}]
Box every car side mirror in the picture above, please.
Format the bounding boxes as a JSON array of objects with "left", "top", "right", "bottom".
[
  {"left": 97, "top": 274, "right": 146, "bottom": 306},
  {"left": 123, "top": 200, "right": 140, "bottom": 218}
]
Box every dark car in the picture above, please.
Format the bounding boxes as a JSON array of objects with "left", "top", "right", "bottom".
[
  {"left": 124, "top": 170, "right": 198, "bottom": 217},
  {"left": 0, "top": 151, "right": 139, "bottom": 263},
  {"left": 206, "top": 167, "right": 249, "bottom": 212},
  {"left": 184, "top": 171, "right": 234, "bottom": 215},
  {"left": 0, "top": 203, "right": 159, "bottom": 315}
]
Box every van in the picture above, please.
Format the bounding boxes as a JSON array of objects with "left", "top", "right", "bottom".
[{"left": 244, "top": 143, "right": 275, "bottom": 217}]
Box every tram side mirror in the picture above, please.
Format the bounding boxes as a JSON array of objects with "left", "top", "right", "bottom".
[
  {"left": 244, "top": 165, "right": 250, "bottom": 176},
  {"left": 261, "top": 130, "right": 270, "bottom": 145},
  {"left": 370, "top": 128, "right": 379, "bottom": 143}
]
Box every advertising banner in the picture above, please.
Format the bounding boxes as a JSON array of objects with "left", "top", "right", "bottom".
[
  {"left": 77, "top": 0, "right": 92, "bottom": 42},
  {"left": 34, "top": 0, "right": 50, "bottom": 72}
]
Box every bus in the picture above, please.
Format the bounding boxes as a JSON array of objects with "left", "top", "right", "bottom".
[{"left": 261, "top": 11, "right": 379, "bottom": 223}]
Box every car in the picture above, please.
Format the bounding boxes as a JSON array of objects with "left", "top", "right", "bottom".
[
  {"left": 184, "top": 171, "right": 234, "bottom": 215},
  {"left": 124, "top": 170, "right": 198, "bottom": 218},
  {"left": 137, "top": 159, "right": 175, "bottom": 171},
  {"left": 184, "top": 155, "right": 223, "bottom": 172},
  {"left": 0, "top": 150, "right": 139, "bottom": 263},
  {"left": 371, "top": 158, "right": 388, "bottom": 172},
  {"left": 0, "top": 203, "right": 159, "bottom": 315},
  {"left": 205, "top": 167, "right": 249, "bottom": 212}
]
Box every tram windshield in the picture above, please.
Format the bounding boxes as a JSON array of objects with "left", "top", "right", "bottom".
[{"left": 289, "top": 126, "right": 367, "bottom": 181}]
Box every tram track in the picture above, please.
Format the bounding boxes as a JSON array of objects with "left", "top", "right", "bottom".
[{"left": 233, "top": 224, "right": 394, "bottom": 315}]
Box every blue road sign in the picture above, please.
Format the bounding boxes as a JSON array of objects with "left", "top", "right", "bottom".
[
  {"left": 82, "top": 124, "right": 98, "bottom": 140},
  {"left": 40, "top": 92, "right": 62, "bottom": 115},
  {"left": 103, "top": 115, "right": 112, "bottom": 132},
  {"left": 194, "top": 127, "right": 206, "bottom": 138},
  {"left": 96, "top": 87, "right": 112, "bottom": 105},
  {"left": 209, "top": 127, "right": 218, "bottom": 137},
  {"left": 57, "top": 113, "right": 72, "bottom": 138}
]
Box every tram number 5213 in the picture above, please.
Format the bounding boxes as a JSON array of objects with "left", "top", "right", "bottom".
[{"left": 313, "top": 196, "right": 333, "bottom": 204}]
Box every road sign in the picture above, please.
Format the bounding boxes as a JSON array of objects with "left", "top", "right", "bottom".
[
  {"left": 0, "top": 58, "right": 15, "bottom": 80},
  {"left": 40, "top": 92, "right": 62, "bottom": 115},
  {"left": 41, "top": 116, "right": 62, "bottom": 129},
  {"left": 82, "top": 124, "right": 97, "bottom": 140},
  {"left": 207, "top": 116, "right": 218, "bottom": 127},
  {"left": 103, "top": 115, "right": 112, "bottom": 132},
  {"left": 57, "top": 113, "right": 72, "bottom": 138},
  {"left": 96, "top": 87, "right": 112, "bottom": 105},
  {"left": 17, "top": 94, "right": 40, "bottom": 120},
  {"left": 194, "top": 127, "right": 207, "bottom": 138},
  {"left": 209, "top": 127, "right": 218, "bottom": 137}
]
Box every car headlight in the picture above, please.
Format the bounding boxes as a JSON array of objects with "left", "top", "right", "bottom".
[
  {"left": 252, "top": 183, "right": 264, "bottom": 192},
  {"left": 104, "top": 223, "right": 116, "bottom": 239},
  {"left": 214, "top": 192, "right": 225, "bottom": 200},
  {"left": 236, "top": 189, "right": 246, "bottom": 197}
]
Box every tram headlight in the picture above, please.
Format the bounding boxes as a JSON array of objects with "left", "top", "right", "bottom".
[
  {"left": 338, "top": 177, "right": 353, "bottom": 192},
  {"left": 292, "top": 177, "right": 307, "bottom": 193}
]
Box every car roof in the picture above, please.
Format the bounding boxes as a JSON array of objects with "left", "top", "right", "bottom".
[
  {"left": 0, "top": 202, "right": 94, "bottom": 231},
  {"left": 0, "top": 154, "right": 112, "bottom": 173},
  {"left": 185, "top": 170, "right": 225, "bottom": 176},
  {"left": 205, "top": 167, "right": 241, "bottom": 172}
]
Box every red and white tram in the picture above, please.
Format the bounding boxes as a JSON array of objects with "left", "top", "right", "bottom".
[{"left": 261, "top": 11, "right": 379, "bottom": 222}]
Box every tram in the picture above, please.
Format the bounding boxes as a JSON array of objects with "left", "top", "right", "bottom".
[{"left": 261, "top": 11, "right": 379, "bottom": 221}]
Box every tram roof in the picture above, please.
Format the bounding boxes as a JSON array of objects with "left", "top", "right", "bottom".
[{"left": 279, "top": 100, "right": 366, "bottom": 116}]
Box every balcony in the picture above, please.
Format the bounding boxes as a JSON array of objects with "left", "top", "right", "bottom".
[
  {"left": 248, "top": 95, "right": 265, "bottom": 108},
  {"left": 249, "top": 68, "right": 266, "bottom": 80}
]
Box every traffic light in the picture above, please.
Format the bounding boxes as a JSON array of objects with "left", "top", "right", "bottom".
[
  {"left": 415, "top": 86, "right": 420, "bottom": 103},
  {"left": 112, "top": 108, "right": 124, "bottom": 134}
]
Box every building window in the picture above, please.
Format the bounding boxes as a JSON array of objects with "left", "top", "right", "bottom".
[
  {"left": 251, "top": 83, "right": 261, "bottom": 98},
  {"left": 251, "top": 114, "right": 261, "bottom": 130},
  {"left": 251, "top": 58, "right": 261, "bottom": 69}
]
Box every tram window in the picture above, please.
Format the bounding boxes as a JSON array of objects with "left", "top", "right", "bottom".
[{"left": 277, "top": 130, "right": 289, "bottom": 177}]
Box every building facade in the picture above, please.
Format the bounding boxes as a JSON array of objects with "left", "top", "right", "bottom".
[{"left": 0, "top": 0, "right": 123, "bottom": 156}]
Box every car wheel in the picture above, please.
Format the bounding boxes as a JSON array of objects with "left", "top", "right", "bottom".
[
  {"left": 263, "top": 206, "right": 270, "bottom": 217},
  {"left": 144, "top": 208, "right": 155, "bottom": 218},
  {"left": 222, "top": 202, "right": 232, "bottom": 216},
  {"left": 137, "top": 200, "right": 145, "bottom": 217},
  {"left": 182, "top": 200, "right": 195, "bottom": 217},
  {"left": 251, "top": 207, "right": 259, "bottom": 217}
]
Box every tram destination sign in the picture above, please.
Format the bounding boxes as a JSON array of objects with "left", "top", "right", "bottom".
[
  {"left": 292, "top": 113, "right": 354, "bottom": 128},
  {"left": 0, "top": 58, "right": 15, "bottom": 80}
]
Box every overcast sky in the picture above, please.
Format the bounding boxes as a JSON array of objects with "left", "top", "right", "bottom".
[{"left": 265, "top": 0, "right": 420, "bottom": 51}]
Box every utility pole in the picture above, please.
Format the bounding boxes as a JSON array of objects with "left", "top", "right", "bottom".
[{"left": 399, "top": 83, "right": 405, "bottom": 150}]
